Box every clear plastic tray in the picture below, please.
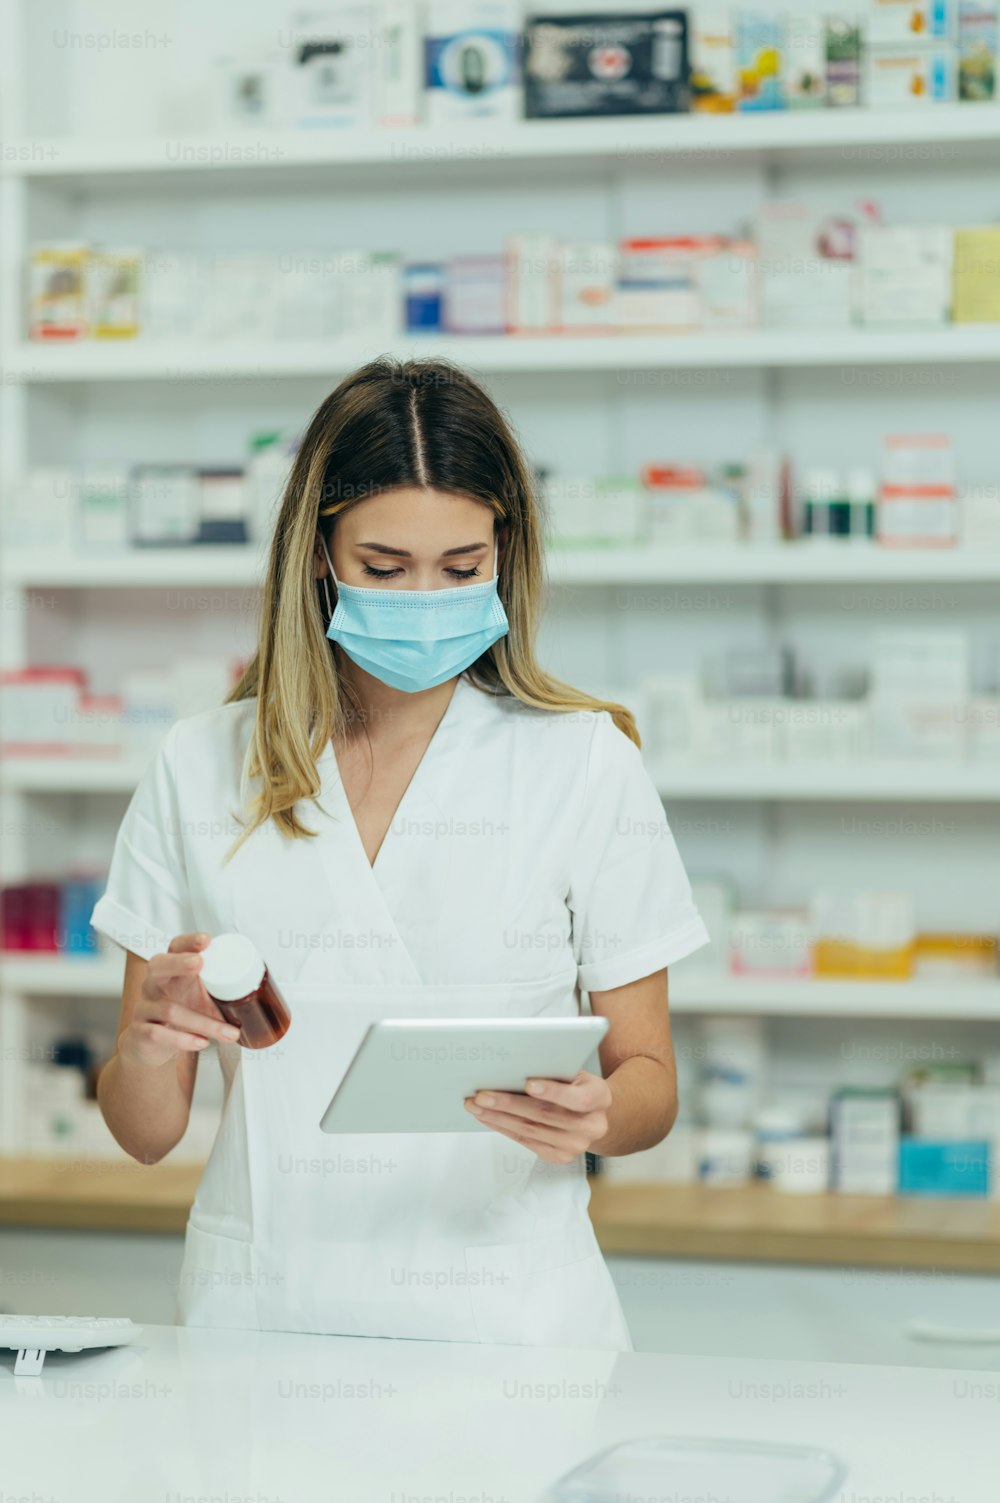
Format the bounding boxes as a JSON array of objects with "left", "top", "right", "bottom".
[{"left": 549, "top": 1435, "right": 846, "bottom": 1503}]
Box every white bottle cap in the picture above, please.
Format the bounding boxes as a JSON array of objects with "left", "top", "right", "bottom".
[{"left": 199, "top": 933, "right": 265, "bottom": 1002}]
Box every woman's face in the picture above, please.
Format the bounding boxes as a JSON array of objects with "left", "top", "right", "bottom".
[{"left": 320, "top": 486, "right": 498, "bottom": 591}]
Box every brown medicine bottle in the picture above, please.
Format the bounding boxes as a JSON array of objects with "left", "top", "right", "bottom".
[{"left": 199, "top": 933, "right": 291, "bottom": 1050}]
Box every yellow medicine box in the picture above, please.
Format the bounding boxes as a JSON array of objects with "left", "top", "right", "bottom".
[{"left": 952, "top": 227, "right": 1000, "bottom": 321}]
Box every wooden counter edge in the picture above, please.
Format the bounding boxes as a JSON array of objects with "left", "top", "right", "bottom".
[{"left": 2, "top": 1161, "right": 999, "bottom": 1272}]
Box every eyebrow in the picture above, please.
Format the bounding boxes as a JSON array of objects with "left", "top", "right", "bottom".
[{"left": 355, "top": 541, "right": 489, "bottom": 559}]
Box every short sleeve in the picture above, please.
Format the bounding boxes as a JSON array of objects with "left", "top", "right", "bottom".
[
  {"left": 90, "top": 722, "right": 196, "bottom": 961},
  {"left": 568, "top": 713, "right": 709, "bottom": 993}
]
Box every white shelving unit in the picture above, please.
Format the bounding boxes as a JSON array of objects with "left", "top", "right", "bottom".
[
  {"left": 3, "top": 1, "right": 1000, "bottom": 1163},
  {"left": 5, "top": 952, "right": 999, "bottom": 1022},
  {"left": 8, "top": 327, "right": 1000, "bottom": 381}
]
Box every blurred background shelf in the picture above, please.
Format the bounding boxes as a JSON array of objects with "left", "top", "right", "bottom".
[
  {"left": 10, "top": 106, "right": 1000, "bottom": 187},
  {"left": 8, "top": 327, "right": 1000, "bottom": 382},
  {"left": 1, "top": 1155, "right": 995, "bottom": 1270},
  {"left": 7, "top": 544, "right": 1000, "bottom": 590},
  {"left": 4, "top": 954, "right": 998, "bottom": 1020}
]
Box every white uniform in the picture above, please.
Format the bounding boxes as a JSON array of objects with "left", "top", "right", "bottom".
[{"left": 91, "top": 674, "right": 708, "bottom": 1349}]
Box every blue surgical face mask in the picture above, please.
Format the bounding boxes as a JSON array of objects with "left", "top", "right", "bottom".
[{"left": 320, "top": 534, "right": 510, "bottom": 694}]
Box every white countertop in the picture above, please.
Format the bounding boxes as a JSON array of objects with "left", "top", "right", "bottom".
[{"left": 0, "top": 1323, "right": 994, "bottom": 1503}]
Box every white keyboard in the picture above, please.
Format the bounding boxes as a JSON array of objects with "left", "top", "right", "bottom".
[{"left": 0, "top": 1314, "right": 142, "bottom": 1375}]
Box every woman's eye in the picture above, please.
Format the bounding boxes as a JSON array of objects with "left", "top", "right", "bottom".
[
  {"left": 361, "top": 563, "right": 402, "bottom": 580},
  {"left": 446, "top": 566, "right": 481, "bottom": 580}
]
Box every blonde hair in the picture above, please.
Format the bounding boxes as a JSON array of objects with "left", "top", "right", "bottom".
[{"left": 225, "top": 356, "right": 638, "bottom": 853}]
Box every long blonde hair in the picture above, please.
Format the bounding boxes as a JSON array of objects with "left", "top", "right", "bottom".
[{"left": 225, "top": 356, "right": 638, "bottom": 853}]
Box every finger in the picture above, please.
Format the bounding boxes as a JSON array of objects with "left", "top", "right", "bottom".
[
  {"left": 523, "top": 1073, "right": 609, "bottom": 1112},
  {"left": 135, "top": 1021, "right": 211, "bottom": 1053},
  {"left": 167, "top": 932, "right": 213, "bottom": 954},
  {"left": 148, "top": 999, "right": 240, "bottom": 1045},
  {"left": 468, "top": 1091, "right": 575, "bottom": 1129},
  {"left": 464, "top": 1108, "right": 577, "bottom": 1163},
  {"left": 150, "top": 956, "right": 230, "bottom": 1023},
  {"left": 466, "top": 1102, "right": 574, "bottom": 1151}
]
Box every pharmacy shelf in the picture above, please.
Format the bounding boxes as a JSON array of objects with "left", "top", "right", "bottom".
[
  {"left": 548, "top": 546, "right": 1000, "bottom": 586},
  {"left": 588, "top": 1181, "right": 1000, "bottom": 1273},
  {"left": 3, "top": 755, "right": 998, "bottom": 799},
  {"left": 1, "top": 1156, "right": 996, "bottom": 1267},
  {"left": 7, "top": 544, "right": 1000, "bottom": 591},
  {"left": 9, "top": 107, "right": 1000, "bottom": 187},
  {"left": 1, "top": 954, "right": 125, "bottom": 995},
  {"left": 6, "top": 954, "right": 1000, "bottom": 1021},
  {"left": 1, "top": 546, "right": 267, "bottom": 589},
  {"left": 0, "top": 757, "right": 150, "bottom": 793},
  {"left": 8, "top": 327, "right": 1000, "bottom": 383},
  {"left": 650, "top": 762, "right": 1000, "bottom": 802},
  {"left": 670, "top": 974, "right": 1000, "bottom": 1020}
]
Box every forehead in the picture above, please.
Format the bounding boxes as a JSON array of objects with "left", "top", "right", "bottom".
[{"left": 337, "top": 487, "right": 495, "bottom": 539}]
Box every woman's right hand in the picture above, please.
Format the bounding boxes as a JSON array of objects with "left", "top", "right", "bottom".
[{"left": 119, "top": 932, "right": 242, "bottom": 1069}]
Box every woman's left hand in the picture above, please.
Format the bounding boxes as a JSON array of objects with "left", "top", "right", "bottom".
[{"left": 464, "top": 1072, "right": 612, "bottom": 1163}]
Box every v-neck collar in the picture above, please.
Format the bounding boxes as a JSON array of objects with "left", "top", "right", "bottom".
[{"left": 317, "top": 672, "right": 475, "bottom": 877}]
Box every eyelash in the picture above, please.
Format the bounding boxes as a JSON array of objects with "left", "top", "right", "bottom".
[{"left": 361, "top": 564, "right": 482, "bottom": 580}]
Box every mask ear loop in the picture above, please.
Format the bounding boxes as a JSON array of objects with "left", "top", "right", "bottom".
[{"left": 319, "top": 532, "right": 336, "bottom": 625}]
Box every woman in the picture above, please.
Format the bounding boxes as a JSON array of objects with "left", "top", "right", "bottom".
[{"left": 93, "top": 357, "right": 708, "bottom": 1350}]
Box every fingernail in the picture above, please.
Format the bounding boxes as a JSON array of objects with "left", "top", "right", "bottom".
[
  {"left": 527, "top": 1081, "right": 545, "bottom": 1095},
  {"left": 477, "top": 1093, "right": 495, "bottom": 1107},
  {"left": 224, "top": 1028, "right": 241, "bottom": 1042},
  {"left": 465, "top": 1102, "right": 482, "bottom": 1115}
]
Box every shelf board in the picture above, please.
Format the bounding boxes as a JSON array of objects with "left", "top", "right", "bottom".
[
  {"left": 9, "top": 108, "right": 1000, "bottom": 185},
  {"left": 548, "top": 545, "right": 1000, "bottom": 585},
  {"left": 1, "top": 1156, "right": 995, "bottom": 1267},
  {"left": 7, "top": 544, "right": 1000, "bottom": 591},
  {"left": 0, "top": 546, "right": 267, "bottom": 589},
  {"left": 650, "top": 761, "right": 1000, "bottom": 801},
  {"left": 1, "top": 955, "right": 125, "bottom": 995},
  {"left": 7, "top": 327, "right": 1000, "bottom": 383},
  {"left": 0, "top": 757, "right": 150, "bottom": 792},
  {"left": 671, "top": 974, "right": 1000, "bottom": 1018},
  {"left": 5, "top": 955, "right": 999, "bottom": 1020},
  {"left": 588, "top": 1180, "right": 1000, "bottom": 1272}
]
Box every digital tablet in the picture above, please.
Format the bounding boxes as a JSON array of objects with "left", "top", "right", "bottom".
[{"left": 319, "top": 1016, "right": 609, "bottom": 1134}]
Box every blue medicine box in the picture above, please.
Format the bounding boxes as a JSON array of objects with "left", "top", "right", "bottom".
[{"left": 898, "top": 1139, "right": 991, "bottom": 1197}]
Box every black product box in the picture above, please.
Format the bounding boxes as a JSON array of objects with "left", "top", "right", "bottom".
[{"left": 524, "top": 11, "right": 690, "bottom": 117}]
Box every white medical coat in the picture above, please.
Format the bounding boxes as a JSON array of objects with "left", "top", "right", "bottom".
[{"left": 91, "top": 673, "right": 708, "bottom": 1348}]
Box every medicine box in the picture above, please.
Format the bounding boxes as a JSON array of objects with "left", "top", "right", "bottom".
[
  {"left": 952, "top": 227, "right": 1000, "bottom": 321},
  {"left": 558, "top": 242, "right": 619, "bottom": 332},
  {"left": 376, "top": 0, "right": 423, "bottom": 126},
  {"left": 506, "top": 233, "right": 560, "bottom": 334},
  {"left": 958, "top": 0, "right": 997, "bottom": 99},
  {"left": 617, "top": 238, "right": 707, "bottom": 330},
  {"left": 831, "top": 1089, "right": 901, "bottom": 1194},
  {"left": 825, "top": 18, "right": 863, "bottom": 104},
  {"left": 737, "top": 12, "right": 785, "bottom": 109},
  {"left": 898, "top": 1139, "right": 990, "bottom": 1195},
  {"left": 785, "top": 13, "right": 826, "bottom": 105},
  {"left": 29, "top": 243, "right": 89, "bottom": 340},
  {"left": 857, "top": 225, "right": 953, "bottom": 325},
  {"left": 87, "top": 249, "right": 141, "bottom": 338},
  {"left": 878, "top": 434, "right": 958, "bottom": 547},
  {"left": 867, "top": 0, "right": 954, "bottom": 43},
  {"left": 524, "top": 12, "right": 690, "bottom": 118},
  {"left": 425, "top": 0, "right": 521, "bottom": 123},
  {"left": 696, "top": 239, "right": 757, "bottom": 328},
  {"left": 754, "top": 203, "right": 863, "bottom": 329},
  {"left": 444, "top": 255, "right": 507, "bottom": 333},
  {"left": 690, "top": 11, "right": 738, "bottom": 110},
  {"left": 865, "top": 46, "right": 955, "bottom": 105},
  {"left": 286, "top": 4, "right": 374, "bottom": 129},
  {"left": 730, "top": 910, "right": 813, "bottom": 977}
]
